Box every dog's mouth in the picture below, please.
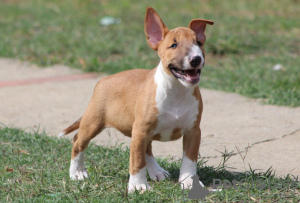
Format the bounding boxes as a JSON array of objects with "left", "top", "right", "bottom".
[{"left": 169, "top": 66, "right": 201, "bottom": 84}]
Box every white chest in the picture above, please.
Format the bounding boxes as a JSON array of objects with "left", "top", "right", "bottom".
[{"left": 152, "top": 63, "right": 199, "bottom": 141}]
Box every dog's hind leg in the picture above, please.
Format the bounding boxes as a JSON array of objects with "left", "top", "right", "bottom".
[
  {"left": 145, "top": 141, "right": 170, "bottom": 181},
  {"left": 69, "top": 101, "right": 105, "bottom": 180}
]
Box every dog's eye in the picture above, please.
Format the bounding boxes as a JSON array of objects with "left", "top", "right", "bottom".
[
  {"left": 170, "top": 43, "right": 177, "bottom": 48},
  {"left": 197, "top": 41, "right": 203, "bottom": 47}
]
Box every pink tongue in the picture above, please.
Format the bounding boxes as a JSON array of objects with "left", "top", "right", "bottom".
[{"left": 185, "top": 69, "right": 198, "bottom": 80}]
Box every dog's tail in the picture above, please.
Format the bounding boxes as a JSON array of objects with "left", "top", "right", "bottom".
[{"left": 57, "top": 117, "right": 82, "bottom": 137}]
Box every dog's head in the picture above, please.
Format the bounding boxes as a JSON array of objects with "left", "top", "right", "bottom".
[{"left": 145, "top": 7, "right": 214, "bottom": 87}]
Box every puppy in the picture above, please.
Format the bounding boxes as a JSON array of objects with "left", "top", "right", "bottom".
[{"left": 58, "top": 7, "right": 214, "bottom": 192}]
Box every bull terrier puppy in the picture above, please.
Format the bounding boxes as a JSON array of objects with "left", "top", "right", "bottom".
[{"left": 58, "top": 7, "right": 214, "bottom": 192}]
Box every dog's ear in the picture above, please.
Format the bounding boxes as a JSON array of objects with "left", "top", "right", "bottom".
[
  {"left": 188, "top": 19, "right": 214, "bottom": 45},
  {"left": 144, "top": 7, "right": 169, "bottom": 50}
]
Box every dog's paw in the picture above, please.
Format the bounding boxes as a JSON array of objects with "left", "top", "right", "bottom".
[
  {"left": 128, "top": 182, "right": 151, "bottom": 193},
  {"left": 148, "top": 168, "right": 170, "bottom": 181},
  {"left": 180, "top": 177, "right": 193, "bottom": 189},
  {"left": 146, "top": 154, "right": 169, "bottom": 181},
  {"left": 128, "top": 167, "right": 151, "bottom": 193},
  {"left": 69, "top": 152, "right": 88, "bottom": 180},
  {"left": 179, "top": 174, "right": 204, "bottom": 189},
  {"left": 70, "top": 168, "right": 88, "bottom": 180}
]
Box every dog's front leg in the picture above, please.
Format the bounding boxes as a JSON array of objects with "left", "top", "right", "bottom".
[
  {"left": 145, "top": 141, "right": 170, "bottom": 181},
  {"left": 128, "top": 127, "right": 150, "bottom": 193},
  {"left": 179, "top": 127, "right": 203, "bottom": 189}
]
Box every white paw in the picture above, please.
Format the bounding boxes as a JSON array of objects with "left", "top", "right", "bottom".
[
  {"left": 69, "top": 152, "right": 88, "bottom": 180},
  {"left": 180, "top": 175, "right": 193, "bottom": 189},
  {"left": 128, "top": 167, "right": 151, "bottom": 193},
  {"left": 70, "top": 168, "right": 88, "bottom": 180},
  {"left": 148, "top": 168, "right": 169, "bottom": 181},
  {"left": 180, "top": 174, "right": 205, "bottom": 189},
  {"left": 146, "top": 154, "right": 169, "bottom": 181},
  {"left": 179, "top": 154, "right": 200, "bottom": 189},
  {"left": 128, "top": 182, "right": 151, "bottom": 193}
]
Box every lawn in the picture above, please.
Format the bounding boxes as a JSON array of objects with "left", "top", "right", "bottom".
[
  {"left": 1, "top": 127, "right": 299, "bottom": 202},
  {"left": 0, "top": 0, "right": 299, "bottom": 106}
]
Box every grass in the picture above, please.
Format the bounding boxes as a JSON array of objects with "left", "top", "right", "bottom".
[
  {"left": 0, "top": 0, "right": 299, "bottom": 106},
  {"left": 1, "top": 127, "right": 299, "bottom": 202}
]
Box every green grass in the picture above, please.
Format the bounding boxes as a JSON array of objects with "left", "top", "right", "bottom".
[
  {"left": 1, "top": 127, "right": 299, "bottom": 202},
  {"left": 0, "top": 0, "right": 299, "bottom": 106}
]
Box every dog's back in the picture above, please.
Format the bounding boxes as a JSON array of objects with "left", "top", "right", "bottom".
[{"left": 91, "top": 68, "right": 156, "bottom": 136}]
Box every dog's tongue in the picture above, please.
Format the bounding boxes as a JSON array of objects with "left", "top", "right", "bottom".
[{"left": 184, "top": 69, "right": 199, "bottom": 81}]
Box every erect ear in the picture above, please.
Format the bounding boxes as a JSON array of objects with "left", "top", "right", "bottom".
[
  {"left": 144, "top": 7, "right": 169, "bottom": 50},
  {"left": 188, "top": 19, "right": 214, "bottom": 45}
]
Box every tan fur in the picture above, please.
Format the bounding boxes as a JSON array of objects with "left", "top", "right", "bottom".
[
  {"left": 152, "top": 133, "right": 161, "bottom": 141},
  {"left": 61, "top": 7, "right": 213, "bottom": 178},
  {"left": 170, "top": 127, "right": 184, "bottom": 141},
  {"left": 184, "top": 88, "right": 203, "bottom": 162},
  {"left": 146, "top": 142, "right": 153, "bottom": 156},
  {"left": 62, "top": 117, "right": 81, "bottom": 135}
]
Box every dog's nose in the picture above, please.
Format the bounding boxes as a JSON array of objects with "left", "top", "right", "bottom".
[{"left": 189, "top": 56, "right": 201, "bottom": 68}]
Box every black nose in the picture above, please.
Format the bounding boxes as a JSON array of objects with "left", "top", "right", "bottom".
[{"left": 190, "top": 56, "right": 201, "bottom": 68}]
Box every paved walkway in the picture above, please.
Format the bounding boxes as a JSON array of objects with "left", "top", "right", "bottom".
[{"left": 0, "top": 58, "right": 299, "bottom": 177}]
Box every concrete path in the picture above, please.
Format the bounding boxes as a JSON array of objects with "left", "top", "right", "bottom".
[{"left": 0, "top": 58, "right": 299, "bottom": 177}]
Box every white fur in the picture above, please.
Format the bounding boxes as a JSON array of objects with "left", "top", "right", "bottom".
[
  {"left": 179, "top": 153, "right": 204, "bottom": 189},
  {"left": 146, "top": 154, "right": 169, "bottom": 181},
  {"left": 178, "top": 78, "right": 200, "bottom": 88},
  {"left": 181, "top": 44, "right": 204, "bottom": 71},
  {"left": 187, "top": 44, "right": 205, "bottom": 68},
  {"left": 128, "top": 166, "right": 150, "bottom": 192},
  {"left": 57, "top": 131, "right": 65, "bottom": 138},
  {"left": 152, "top": 62, "right": 199, "bottom": 141},
  {"left": 69, "top": 151, "right": 88, "bottom": 180}
]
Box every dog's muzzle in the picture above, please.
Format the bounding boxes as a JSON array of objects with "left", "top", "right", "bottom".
[{"left": 169, "top": 66, "right": 201, "bottom": 84}]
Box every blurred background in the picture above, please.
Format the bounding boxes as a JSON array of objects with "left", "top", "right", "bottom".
[{"left": 1, "top": 0, "right": 299, "bottom": 106}]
